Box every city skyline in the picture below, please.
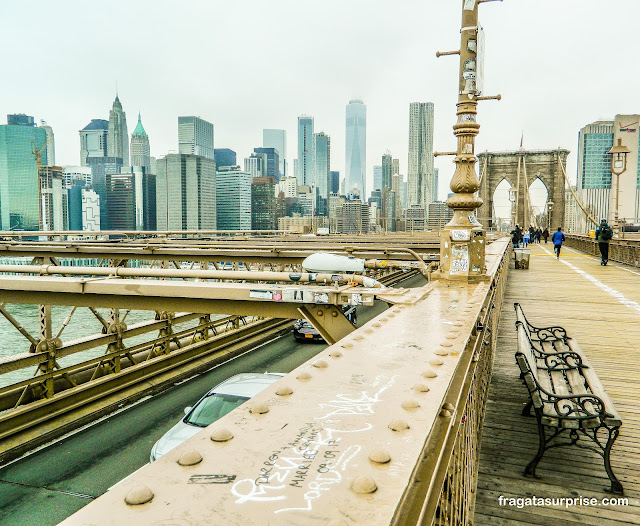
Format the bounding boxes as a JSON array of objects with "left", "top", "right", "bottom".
[{"left": 1, "top": 1, "right": 639, "bottom": 201}]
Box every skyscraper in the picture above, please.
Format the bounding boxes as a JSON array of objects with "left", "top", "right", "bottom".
[
  {"left": 0, "top": 115, "right": 47, "bottom": 230},
  {"left": 313, "top": 132, "right": 330, "bottom": 216},
  {"left": 214, "top": 148, "right": 236, "bottom": 169},
  {"left": 330, "top": 171, "right": 340, "bottom": 194},
  {"left": 40, "top": 120, "right": 55, "bottom": 166},
  {"left": 216, "top": 167, "right": 251, "bottom": 230},
  {"left": 107, "top": 95, "right": 129, "bottom": 166},
  {"left": 179, "top": 116, "right": 214, "bottom": 160},
  {"left": 373, "top": 165, "right": 382, "bottom": 192},
  {"left": 79, "top": 119, "right": 109, "bottom": 166},
  {"left": 263, "top": 129, "right": 286, "bottom": 178},
  {"left": 244, "top": 153, "right": 266, "bottom": 178},
  {"left": 130, "top": 113, "right": 151, "bottom": 172},
  {"left": 408, "top": 102, "right": 435, "bottom": 212},
  {"left": 156, "top": 153, "right": 216, "bottom": 230},
  {"left": 86, "top": 157, "right": 124, "bottom": 228},
  {"left": 345, "top": 100, "right": 366, "bottom": 198},
  {"left": 297, "top": 116, "right": 314, "bottom": 186},
  {"left": 251, "top": 176, "right": 277, "bottom": 230},
  {"left": 253, "top": 147, "right": 280, "bottom": 181},
  {"left": 381, "top": 152, "right": 393, "bottom": 190}
]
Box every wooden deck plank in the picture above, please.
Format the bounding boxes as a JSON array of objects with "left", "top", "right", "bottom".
[{"left": 474, "top": 243, "right": 640, "bottom": 525}]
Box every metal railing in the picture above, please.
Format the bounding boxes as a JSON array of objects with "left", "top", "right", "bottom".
[{"left": 565, "top": 234, "right": 640, "bottom": 267}]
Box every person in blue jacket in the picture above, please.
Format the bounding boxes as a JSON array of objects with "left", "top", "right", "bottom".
[{"left": 551, "top": 226, "right": 566, "bottom": 259}]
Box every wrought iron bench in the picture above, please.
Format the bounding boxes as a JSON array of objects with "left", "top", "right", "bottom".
[{"left": 513, "top": 303, "right": 623, "bottom": 494}]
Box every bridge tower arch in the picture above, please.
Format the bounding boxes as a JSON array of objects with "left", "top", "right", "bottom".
[{"left": 477, "top": 149, "right": 569, "bottom": 230}]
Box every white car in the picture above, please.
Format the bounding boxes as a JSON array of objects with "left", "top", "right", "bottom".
[{"left": 150, "top": 372, "right": 284, "bottom": 461}]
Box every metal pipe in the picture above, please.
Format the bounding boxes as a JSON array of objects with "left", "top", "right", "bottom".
[{"left": 0, "top": 264, "right": 386, "bottom": 288}]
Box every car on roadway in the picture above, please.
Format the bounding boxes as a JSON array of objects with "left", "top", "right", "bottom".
[
  {"left": 292, "top": 305, "right": 357, "bottom": 342},
  {"left": 150, "top": 372, "right": 284, "bottom": 461}
]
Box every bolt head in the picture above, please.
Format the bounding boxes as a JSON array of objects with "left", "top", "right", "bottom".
[{"left": 124, "top": 485, "right": 154, "bottom": 506}]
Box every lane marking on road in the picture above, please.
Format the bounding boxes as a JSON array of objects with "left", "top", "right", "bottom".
[
  {"left": 562, "top": 245, "right": 640, "bottom": 276},
  {"left": 539, "top": 245, "right": 640, "bottom": 315}
]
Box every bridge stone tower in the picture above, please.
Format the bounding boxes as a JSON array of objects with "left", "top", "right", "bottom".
[{"left": 477, "top": 149, "right": 569, "bottom": 230}]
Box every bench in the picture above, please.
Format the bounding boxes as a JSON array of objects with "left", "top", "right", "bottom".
[{"left": 513, "top": 303, "right": 623, "bottom": 494}]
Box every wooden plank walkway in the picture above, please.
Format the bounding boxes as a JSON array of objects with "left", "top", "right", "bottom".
[{"left": 474, "top": 242, "right": 640, "bottom": 525}]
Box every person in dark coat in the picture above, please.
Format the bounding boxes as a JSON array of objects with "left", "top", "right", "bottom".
[
  {"left": 510, "top": 225, "right": 523, "bottom": 248},
  {"left": 595, "top": 219, "right": 613, "bottom": 265},
  {"left": 542, "top": 228, "right": 549, "bottom": 244}
]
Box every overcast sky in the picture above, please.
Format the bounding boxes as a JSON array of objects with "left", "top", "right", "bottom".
[{"left": 1, "top": 0, "right": 637, "bottom": 202}]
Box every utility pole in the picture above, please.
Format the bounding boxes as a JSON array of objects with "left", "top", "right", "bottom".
[{"left": 435, "top": 0, "right": 501, "bottom": 280}]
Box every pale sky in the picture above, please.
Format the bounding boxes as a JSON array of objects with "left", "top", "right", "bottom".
[{"left": 1, "top": 0, "right": 637, "bottom": 202}]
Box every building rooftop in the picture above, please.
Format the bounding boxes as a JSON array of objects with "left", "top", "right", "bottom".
[
  {"left": 81, "top": 119, "right": 109, "bottom": 131},
  {"left": 131, "top": 113, "right": 147, "bottom": 137}
]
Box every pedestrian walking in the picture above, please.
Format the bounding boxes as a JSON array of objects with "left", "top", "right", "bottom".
[
  {"left": 542, "top": 227, "right": 549, "bottom": 244},
  {"left": 522, "top": 229, "right": 530, "bottom": 247},
  {"left": 595, "top": 218, "right": 613, "bottom": 265},
  {"left": 551, "top": 227, "right": 566, "bottom": 259},
  {"left": 510, "top": 225, "right": 523, "bottom": 248},
  {"left": 535, "top": 229, "right": 542, "bottom": 244}
]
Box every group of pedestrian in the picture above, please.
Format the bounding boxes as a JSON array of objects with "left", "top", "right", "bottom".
[
  {"left": 510, "top": 225, "right": 550, "bottom": 248},
  {"left": 510, "top": 218, "right": 614, "bottom": 265}
]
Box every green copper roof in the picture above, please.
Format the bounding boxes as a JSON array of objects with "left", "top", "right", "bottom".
[{"left": 132, "top": 113, "right": 147, "bottom": 137}]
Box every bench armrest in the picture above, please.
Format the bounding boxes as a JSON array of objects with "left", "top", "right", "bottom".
[{"left": 514, "top": 303, "right": 569, "bottom": 342}]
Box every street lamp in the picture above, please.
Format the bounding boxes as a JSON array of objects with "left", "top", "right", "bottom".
[
  {"left": 546, "top": 200, "right": 554, "bottom": 229},
  {"left": 608, "top": 138, "right": 630, "bottom": 237}
]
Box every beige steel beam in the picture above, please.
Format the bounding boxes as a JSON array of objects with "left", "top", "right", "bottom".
[{"left": 59, "top": 238, "right": 510, "bottom": 526}]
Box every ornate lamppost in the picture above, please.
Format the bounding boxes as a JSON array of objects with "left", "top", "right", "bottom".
[
  {"left": 607, "top": 138, "right": 630, "bottom": 238},
  {"left": 435, "top": 0, "right": 501, "bottom": 280},
  {"left": 546, "top": 200, "right": 553, "bottom": 230}
]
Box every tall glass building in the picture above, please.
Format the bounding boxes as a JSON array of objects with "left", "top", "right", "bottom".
[
  {"left": 214, "top": 148, "right": 236, "bottom": 169},
  {"left": 408, "top": 102, "right": 435, "bottom": 215},
  {"left": 216, "top": 167, "right": 251, "bottom": 230},
  {"left": 263, "top": 129, "right": 286, "bottom": 178},
  {"left": 179, "top": 116, "right": 214, "bottom": 160},
  {"left": 313, "top": 132, "right": 330, "bottom": 216},
  {"left": 345, "top": 100, "right": 366, "bottom": 198},
  {"left": 253, "top": 147, "right": 280, "bottom": 181},
  {"left": 297, "top": 116, "right": 314, "bottom": 186},
  {"left": 0, "top": 115, "right": 48, "bottom": 230},
  {"left": 156, "top": 154, "right": 216, "bottom": 230}
]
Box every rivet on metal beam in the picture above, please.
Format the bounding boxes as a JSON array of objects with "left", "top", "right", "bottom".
[
  {"left": 210, "top": 428, "right": 234, "bottom": 442},
  {"left": 297, "top": 372, "right": 312, "bottom": 380},
  {"left": 317, "top": 310, "right": 324, "bottom": 316},
  {"left": 331, "top": 311, "right": 338, "bottom": 317},
  {"left": 446, "top": 333, "right": 459, "bottom": 340},
  {"left": 365, "top": 328, "right": 374, "bottom": 334},
  {"left": 422, "top": 369, "right": 437, "bottom": 379},
  {"left": 388, "top": 419, "right": 410, "bottom": 431},
  {"left": 429, "top": 358, "right": 444, "bottom": 366},
  {"left": 369, "top": 450, "right": 392, "bottom": 464},
  {"left": 440, "top": 341, "right": 453, "bottom": 347},
  {"left": 341, "top": 343, "right": 354, "bottom": 349},
  {"left": 124, "top": 485, "right": 154, "bottom": 506},
  {"left": 313, "top": 360, "right": 328, "bottom": 368},
  {"left": 177, "top": 450, "right": 203, "bottom": 466},
  {"left": 353, "top": 335, "right": 364, "bottom": 341},
  {"left": 435, "top": 349, "right": 450, "bottom": 356},
  {"left": 250, "top": 403, "right": 269, "bottom": 414},
  {"left": 276, "top": 386, "right": 293, "bottom": 396},
  {"left": 372, "top": 322, "right": 382, "bottom": 328},
  {"left": 351, "top": 475, "right": 378, "bottom": 494},
  {"left": 402, "top": 399, "right": 420, "bottom": 410},
  {"left": 329, "top": 351, "right": 342, "bottom": 358},
  {"left": 413, "top": 383, "right": 430, "bottom": 393}
]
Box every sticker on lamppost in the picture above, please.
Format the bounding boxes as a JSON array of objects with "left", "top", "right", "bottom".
[
  {"left": 463, "top": 0, "right": 477, "bottom": 10},
  {"left": 451, "top": 245, "right": 470, "bottom": 274},
  {"left": 451, "top": 230, "right": 471, "bottom": 241}
]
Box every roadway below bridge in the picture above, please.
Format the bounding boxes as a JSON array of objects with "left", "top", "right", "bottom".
[{"left": 0, "top": 273, "right": 426, "bottom": 526}]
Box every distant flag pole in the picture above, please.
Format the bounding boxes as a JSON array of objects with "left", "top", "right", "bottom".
[{"left": 519, "top": 131, "right": 523, "bottom": 149}]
